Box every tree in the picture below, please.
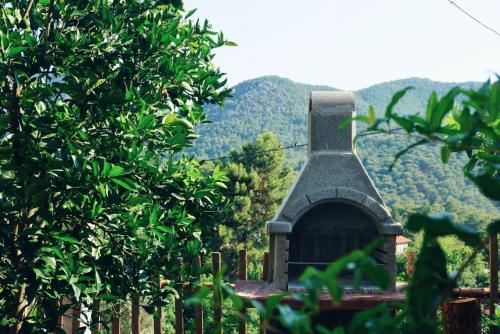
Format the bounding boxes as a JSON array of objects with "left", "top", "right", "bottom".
[
  {"left": 0, "top": 1, "right": 231, "bottom": 332},
  {"left": 210, "top": 132, "right": 294, "bottom": 277}
]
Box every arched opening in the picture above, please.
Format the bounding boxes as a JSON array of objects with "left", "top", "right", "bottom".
[{"left": 288, "top": 201, "right": 379, "bottom": 282}]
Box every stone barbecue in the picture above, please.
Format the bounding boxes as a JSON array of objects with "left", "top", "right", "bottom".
[{"left": 265, "top": 91, "right": 402, "bottom": 291}]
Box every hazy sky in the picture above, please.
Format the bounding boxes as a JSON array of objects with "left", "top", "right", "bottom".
[{"left": 186, "top": 0, "right": 500, "bottom": 90}]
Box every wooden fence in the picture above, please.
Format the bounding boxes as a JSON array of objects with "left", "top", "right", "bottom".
[
  {"left": 58, "top": 234, "right": 499, "bottom": 334},
  {"left": 59, "top": 250, "right": 265, "bottom": 334}
]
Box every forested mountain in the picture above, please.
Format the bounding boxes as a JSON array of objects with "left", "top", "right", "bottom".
[{"left": 191, "top": 76, "right": 497, "bottom": 228}]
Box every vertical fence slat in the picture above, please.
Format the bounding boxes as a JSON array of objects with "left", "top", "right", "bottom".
[
  {"left": 175, "top": 294, "right": 184, "bottom": 334},
  {"left": 490, "top": 233, "right": 499, "bottom": 334},
  {"left": 59, "top": 297, "right": 72, "bottom": 333},
  {"left": 260, "top": 252, "right": 269, "bottom": 334},
  {"left": 238, "top": 250, "right": 247, "bottom": 334},
  {"left": 262, "top": 252, "right": 269, "bottom": 282},
  {"left": 154, "top": 277, "right": 163, "bottom": 334},
  {"left": 175, "top": 262, "right": 185, "bottom": 334},
  {"left": 195, "top": 255, "right": 204, "bottom": 334},
  {"left": 90, "top": 300, "right": 100, "bottom": 334},
  {"left": 131, "top": 294, "right": 140, "bottom": 334},
  {"left": 212, "top": 252, "right": 223, "bottom": 334},
  {"left": 406, "top": 250, "right": 416, "bottom": 281},
  {"left": 238, "top": 249, "right": 247, "bottom": 281},
  {"left": 71, "top": 304, "right": 80, "bottom": 334},
  {"left": 111, "top": 304, "right": 120, "bottom": 334},
  {"left": 154, "top": 305, "right": 163, "bottom": 334}
]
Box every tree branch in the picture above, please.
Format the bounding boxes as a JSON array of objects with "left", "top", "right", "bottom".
[
  {"left": 22, "top": 0, "right": 35, "bottom": 20},
  {"left": 44, "top": 0, "right": 55, "bottom": 41}
]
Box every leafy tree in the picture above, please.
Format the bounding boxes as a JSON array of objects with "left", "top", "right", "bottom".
[
  {"left": 208, "top": 132, "right": 294, "bottom": 279},
  {"left": 0, "top": 1, "right": 231, "bottom": 332},
  {"left": 225, "top": 132, "right": 293, "bottom": 246}
]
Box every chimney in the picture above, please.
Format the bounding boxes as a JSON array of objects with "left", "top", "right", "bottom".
[{"left": 266, "top": 91, "right": 402, "bottom": 291}]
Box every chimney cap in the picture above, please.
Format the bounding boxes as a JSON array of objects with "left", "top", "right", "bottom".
[
  {"left": 309, "top": 91, "right": 355, "bottom": 153},
  {"left": 310, "top": 91, "right": 355, "bottom": 113}
]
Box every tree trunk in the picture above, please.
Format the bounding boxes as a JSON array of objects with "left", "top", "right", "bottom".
[{"left": 441, "top": 298, "right": 481, "bottom": 334}]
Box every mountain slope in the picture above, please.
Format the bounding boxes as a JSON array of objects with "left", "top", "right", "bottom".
[{"left": 192, "top": 76, "right": 497, "bottom": 227}]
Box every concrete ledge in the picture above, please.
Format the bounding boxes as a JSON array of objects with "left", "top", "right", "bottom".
[
  {"left": 362, "top": 195, "right": 391, "bottom": 220},
  {"left": 310, "top": 91, "right": 355, "bottom": 113},
  {"left": 336, "top": 187, "right": 367, "bottom": 205},
  {"left": 307, "top": 187, "right": 338, "bottom": 204},
  {"left": 266, "top": 221, "right": 292, "bottom": 234},
  {"left": 380, "top": 223, "right": 403, "bottom": 235},
  {"left": 281, "top": 195, "right": 310, "bottom": 222}
]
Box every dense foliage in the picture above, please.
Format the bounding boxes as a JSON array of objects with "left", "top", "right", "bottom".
[
  {"left": 212, "top": 132, "right": 294, "bottom": 277},
  {"left": 0, "top": 1, "right": 231, "bottom": 332},
  {"left": 191, "top": 76, "right": 498, "bottom": 229}
]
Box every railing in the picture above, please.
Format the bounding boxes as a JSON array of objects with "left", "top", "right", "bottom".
[
  {"left": 58, "top": 250, "right": 267, "bottom": 334},
  {"left": 57, "top": 234, "right": 499, "bottom": 334}
]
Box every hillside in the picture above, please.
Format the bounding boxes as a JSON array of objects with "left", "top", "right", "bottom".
[{"left": 191, "top": 76, "right": 497, "bottom": 227}]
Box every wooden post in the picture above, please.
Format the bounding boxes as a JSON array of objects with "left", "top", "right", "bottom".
[
  {"left": 260, "top": 252, "right": 269, "bottom": 334},
  {"left": 131, "top": 294, "right": 140, "bottom": 334},
  {"left": 71, "top": 304, "right": 80, "bottom": 334},
  {"left": 406, "top": 250, "right": 416, "bottom": 281},
  {"left": 154, "top": 277, "right": 163, "bottom": 334},
  {"left": 441, "top": 298, "right": 481, "bottom": 334},
  {"left": 59, "top": 297, "right": 72, "bottom": 333},
  {"left": 175, "top": 262, "right": 185, "bottom": 334},
  {"left": 238, "top": 250, "right": 247, "bottom": 334},
  {"left": 153, "top": 305, "right": 162, "bottom": 334},
  {"left": 90, "top": 300, "right": 100, "bottom": 334},
  {"left": 239, "top": 249, "right": 247, "bottom": 281},
  {"left": 212, "top": 252, "right": 223, "bottom": 334},
  {"left": 490, "top": 233, "right": 499, "bottom": 334},
  {"left": 194, "top": 256, "right": 204, "bottom": 334},
  {"left": 111, "top": 304, "right": 120, "bottom": 334},
  {"left": 262, "top": 252, "right": 269, "bottom": 282}
]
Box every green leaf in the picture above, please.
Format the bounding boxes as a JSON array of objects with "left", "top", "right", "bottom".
[
  {"left": 99, "top": 294, "right": 121, "bottom": 301},
  {"left": 432, "top": 88, "right": 460, "bottom": 130},
  {"left": 111, "top": 177, "right": 135, "bottom": 191},
  {"left": 368, "top": 105, "right": 376, "bottom": 125},
  {"left": 184, "top": 8, "right": 197, "bottom": 19},
  {"left": 389, "top": 139, "right": 428, "bottom": 170},
  {"left": 440, "top": 146, "right": 451, "bottom": 163},
  {"left": 108, "top": 166, "right": 125, "bottom": 177},
  {"left": 385, "top": 87, "right": 413, "bottom": 117},
  {"left": 33, "top": 268, "right": 51, "bottom": 280},
  {"left": 470, "top": 172, "right": 500, "bottom": 201},
  {"left": 407, "top": 213, "right": 480, "bottom": 247},
  {"left": 53, "top": 235, "right": 80, "bottom": 244},
  {"left": 181, "top": 82, "right": 194, "bottom": 93},
  {"left": 425, "top": 91, "right": 438, "bottom": 123},
  {"left": 7, "top": 46, "right": 27, "bottom": 57}
]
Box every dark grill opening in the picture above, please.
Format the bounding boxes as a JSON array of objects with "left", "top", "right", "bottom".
[{"left": 288, "top": 201, "right": 379, "bottom": 282}]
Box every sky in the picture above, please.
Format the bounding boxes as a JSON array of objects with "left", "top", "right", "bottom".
[{"left": 186, "top": 0, "right": 500, "bottom": 90}]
